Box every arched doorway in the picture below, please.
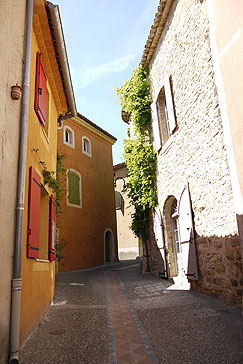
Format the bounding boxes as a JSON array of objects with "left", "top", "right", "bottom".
[
  {"left": 163, "top": 185, "right": 198, "bottom": 281},
  {"left": 104, "top": 229, "right": 114, "bottom": 263}
]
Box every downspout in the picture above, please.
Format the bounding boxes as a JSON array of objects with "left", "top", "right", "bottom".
[{"left": 9, "top": 1, "right": 34, "bottom": 363}]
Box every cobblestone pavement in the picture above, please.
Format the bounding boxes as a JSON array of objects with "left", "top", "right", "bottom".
[{"left": 20, "top": 260, "right": 243, "bottom": 364}]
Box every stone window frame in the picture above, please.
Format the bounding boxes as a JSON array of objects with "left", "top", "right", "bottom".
[
  {"left": 66, "top": 168, "right": 82, "bottom": 209},
  {"left": 63, "top": 125, "right": 75, "bottom": 148},
  {"left": 82, "top": 136, "right": 92, "bottom": 157},
  {"left": 156, "top": 74, "right": 177, "bottom": 147}
]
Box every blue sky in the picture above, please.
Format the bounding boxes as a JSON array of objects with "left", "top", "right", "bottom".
[{"left": 54, "top": 0, "right": 159, "bottom": 165}]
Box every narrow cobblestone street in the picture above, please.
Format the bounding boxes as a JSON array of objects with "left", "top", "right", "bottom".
[{"left": 20, "top": 261, "right": 243, "bottom": 364}]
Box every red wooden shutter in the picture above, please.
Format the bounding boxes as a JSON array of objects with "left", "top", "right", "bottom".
[
  {"left": 49, "top": 195, "right": 56, "bottom": 261},
  {"left": 34, "top": 52, "right": 47, "bottom": 126},
  {"left": 27, "top": 167, "right": 41, "bottom": 258}
]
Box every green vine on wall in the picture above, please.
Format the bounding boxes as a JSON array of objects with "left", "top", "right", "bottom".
[
  {"left": 40, "top": 152, "right": 66, "bottom": 217},
  {"left": 39, "top": 151, "right": 67, "bottom": 262},
  {"left": 116, "top": 65, "right": 157, "bottom": 239}
]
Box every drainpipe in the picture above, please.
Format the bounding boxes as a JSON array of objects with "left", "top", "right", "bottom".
[{"left": 9, "top": 1, "right": 34, "bottom": 363}]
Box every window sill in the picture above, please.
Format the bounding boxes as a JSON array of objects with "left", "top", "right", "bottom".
[
  {"left": 64, "top": 141, "right": 75, "bottom": 149},
  {"left": 35, "top": 258, "right": 50, "bottom": 263},
  {"left": 42, "top": 127, "right": 50, "bottom": 145},
  {"left": 159, "top": 135, "right": 174, "bottom": 155},
  {"left": 67, "top": 201, "right": 82, "bottom": 209},
  {"left": 82, "top": 150, "right": 92, "bottom": 157}
]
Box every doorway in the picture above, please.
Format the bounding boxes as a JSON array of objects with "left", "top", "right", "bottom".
[{"left": 104, "top": 229, "right": 114, "bottom": 263}]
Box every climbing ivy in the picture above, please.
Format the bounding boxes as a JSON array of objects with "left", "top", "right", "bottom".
[
  {"left": 116, "top": 66, "right": 151, "bottom": 134},
  {"left": 40, "top": 151, "right": 67, "bottom": 263},
  {"left": 40, "top": 151, "right": 66, "bottom": 217},
  {"left": 116, "top": 65, "right": 157, "bottom": 239}
]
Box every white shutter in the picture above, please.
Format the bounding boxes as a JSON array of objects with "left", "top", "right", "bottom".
[
  {"left": 178, "top": 184, "right": 198, "bottom": 280},
  {"left": 164, "top": 75, "right": 176, "bottom": 134},
  {"left": 154, "top": 207, "right": 167, "bottom": 277},
  {"left": 178, "top": 185, "right": 191, "bottom": 243},
  {"left": 151, "top": 102, "right": 161, "bottom": 151}
]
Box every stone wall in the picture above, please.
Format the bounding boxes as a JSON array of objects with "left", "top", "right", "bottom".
[
  {"left": 149, "top": 0, "right": 242, "bottom": 306},
  {"left": 191, "top": 236, "right": 242, "bottom": 307}
]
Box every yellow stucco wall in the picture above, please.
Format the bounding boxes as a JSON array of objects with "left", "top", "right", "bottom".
[{"left": 20, "top": 31, "right": 59, "bottom": 343}]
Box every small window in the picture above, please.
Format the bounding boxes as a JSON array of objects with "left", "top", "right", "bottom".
[
  {"left": 82, "top": 136, "right": 92, "bottom": 157},
  {"left": 63, "top": 126, "right": 75, "bottom": 148},
  {"left": 156, "top": 75, "right": 176, "bottom": 146},
  {"left": 67, "top": 169, "right": 82, "bottom": 208}
]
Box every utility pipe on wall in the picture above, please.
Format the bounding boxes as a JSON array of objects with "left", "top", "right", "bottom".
[{"left": 9, "top": 0, "right": 34, "bottom": 363}]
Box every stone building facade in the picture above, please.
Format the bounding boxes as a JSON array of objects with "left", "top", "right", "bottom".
[{"left": 141, "top": 0, "right": 242, "bottom": 307}]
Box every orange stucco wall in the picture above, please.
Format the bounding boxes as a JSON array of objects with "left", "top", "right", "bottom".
[
  {"left": 212, "top": 0, "right": 243, "bottom": 200},
  {"left": 20, "top": 31, "right": 59, "bottom": 343},
  {"left": 57, "top": 118, "right": 118, "bottom": 272}
]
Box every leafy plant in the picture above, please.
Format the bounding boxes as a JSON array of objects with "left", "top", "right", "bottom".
[
  {"left": 40, "top": 151, "right": 67, "bottom": 262},
  {"left": 40, "top": 151, "right": 66, "bottom": 217},
  {"left": 116, "top": 66, "right": 152, "bottom": 134},
  {"left": 55, "top": 237, "right": 67, "bottom": 265},
  {"left": 116, "top": 65, "right": 157, "bottom": 240}
]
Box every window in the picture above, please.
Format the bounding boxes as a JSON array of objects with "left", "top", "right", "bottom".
[
  {"left": 82, "top": 136, "right": 92, "bottom": 157},
  {"left": 171, "top": 199, "right": 181, "bottom": 255},
  {"left": 27, "top": 166, "right": 55, "bottom": 261},
  {"left": 63, "top": 126, "right": 75, "bottom": 148},
  {"left": 35, "top": 52, "right": 47, "bottom": 126},
  {"left": 67, "top": 169, "right": 82, "bottom": 208},
  {"left": 157, "top": 89, "right": 170, "bottom": 144},
  {"left": 42, "top": 84, "right": 50, "bottom": 140},
  {"left": 151, "top": 75, "right": 177, "bottom": 151}
]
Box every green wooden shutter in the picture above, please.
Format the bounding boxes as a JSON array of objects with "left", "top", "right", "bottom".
[
  {"left": 115, "top": 191, "right": 121, "bottom": 210},
  {"left": 68, "top": 171, "right": 80, "bottom": 205}
]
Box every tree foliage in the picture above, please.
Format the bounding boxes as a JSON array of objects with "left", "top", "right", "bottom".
[{"left": 116, "top": 65, "right": 157, "bottom": 239}]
